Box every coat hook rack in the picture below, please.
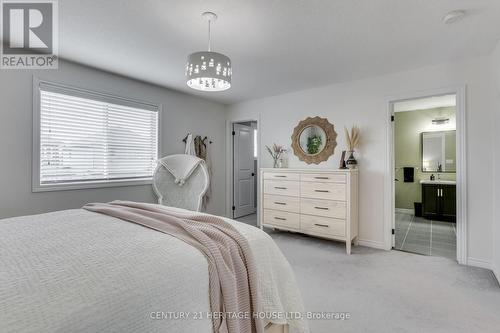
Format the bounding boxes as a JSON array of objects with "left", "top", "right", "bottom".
[{"left": 181, "top": 134, "right": 212, "bottom": 144}]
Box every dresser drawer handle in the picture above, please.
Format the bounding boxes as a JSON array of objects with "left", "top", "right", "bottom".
[
  {"left": 314, "top": 223, "right": 329, "bottom": 228},
  {"left": 314, "top": 176, "right": 329, "bottom": 180},
  {"left": 274, "top": 186, "right": 287, "bottom": 190},
  {"left": 314, "top": 206, "right": 329, "bottom": 210},
  {"left": 274, "top": 175, "right": 287, "bottom": 178},
  {"left": 274, "top": 217, "right": 287, "bottom": 221},
  {"left": 274, "top": 202, "right": 287, "bottom": 205},
  {"left": 314, "top": 190, "right": 330, "bottom": 193}
]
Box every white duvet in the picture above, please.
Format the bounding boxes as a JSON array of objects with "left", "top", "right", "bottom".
[{"left": 0, "top": 208, "right": 308, "bottom": 333}]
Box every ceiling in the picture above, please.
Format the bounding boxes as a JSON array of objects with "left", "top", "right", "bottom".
[
  {"left": 57, "top": 0, "right": 500, "bottom": 104},
  {"left": 394, "top": 95, "right": 456, "bottom": 112}
]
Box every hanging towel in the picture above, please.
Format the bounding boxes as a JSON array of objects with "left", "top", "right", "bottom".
[
  {"left": 159, "top": 154, "right": 203, "bottom": 186},
  {"left": 403, "top": 167, "right": 414, "bottom": 183},
  {"left": 184, "top": 133, "right": 196, "bottom": 155},
  {"left": 194, "top": 136, "right": 212, "bottom": 210},
  {"left": 194, "top": 135, "right": 207, "bottom": 160}
]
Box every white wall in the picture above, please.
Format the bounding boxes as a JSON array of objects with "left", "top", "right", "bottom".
[
  {"left": 492, "top": 40, "right": 500, "bottom": 279},
  {"left": 0, "top": 60, "right": 227, "bottom": 219},
  {"left": 228, "top": 56, "right": 495, "bottom": 265}
]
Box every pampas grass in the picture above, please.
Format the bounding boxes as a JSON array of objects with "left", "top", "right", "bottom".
[
  {"left": 344, "top": 126, "right": 360, "bottom": 151},
  {"left": 265, "top": 143, "right": 287, "bottom": 160}
]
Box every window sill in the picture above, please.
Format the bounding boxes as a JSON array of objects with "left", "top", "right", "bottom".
[{"left": 32, "top": 178, "right": 153, "bottom": 193}]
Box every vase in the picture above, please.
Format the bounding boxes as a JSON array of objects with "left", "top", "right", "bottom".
[
  {"left": 346, "top": 151, "right": 357, "bottom": 169},
  {"left": 273, "top": 158, "right": 279, "bottom": 168},
  {"left": 277, "top": 159, "right": 284, "bottom": 168}
]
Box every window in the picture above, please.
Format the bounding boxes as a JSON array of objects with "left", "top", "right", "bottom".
[
  {"left": 253, "top": 128, "right": 258, "bottom": 158},
  {"left": 33, "top": 80, "right": 160, "bottom": 191}
]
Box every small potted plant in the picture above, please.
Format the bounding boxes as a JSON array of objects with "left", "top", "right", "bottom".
[
  {"left": 266, "top": 144, "right": 287, "bottom": 168},
  {"left": 344, "top": 126, "right": 360, "bottom": 169},
  {"left": 307, "top": 135, "right": 322, "bottom": 155}
]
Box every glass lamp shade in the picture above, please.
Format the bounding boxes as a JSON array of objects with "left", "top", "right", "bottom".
[{"left": 185, "top": 51, "right": 231, "bottom": 91}]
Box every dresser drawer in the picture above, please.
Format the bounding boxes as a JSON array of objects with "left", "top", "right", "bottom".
[
  {"left": 300, "top": 215, "right": 346, "bottom": 238},
  {"left": 263, "top": 172, "right": 300, "bottom": 181},
  {"left": 263, "top": 194, "right": 300, "bottom": 213},
  {"left": 300, "top": 182, "right": 346, "bottom": 201},
  {"left": 300, "top": 173, "right": 346, "bottom": 183},
  {"left": 263, "top": 180, "right": 299, "bottom": 197},
  {"left": 263, "top": 209, "right": 300, "bottom": 230},
  {"left": 300, "top": 198, "right": 346, "bottom": 219}
]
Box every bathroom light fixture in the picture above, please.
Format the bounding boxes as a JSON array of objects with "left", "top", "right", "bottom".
[
  {"left": 442, "top": 10, "right": 466, "bottom": 24},
  {"left": 432, "top": 118, "right": 450, "bottom": 125},
  {"left": 185, "top": 12, "right": 231, "bottom": 92}
]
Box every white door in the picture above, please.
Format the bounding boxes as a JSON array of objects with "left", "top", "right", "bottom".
[{"left": 233, "top": 123, "right": 256, "bottom": 218}]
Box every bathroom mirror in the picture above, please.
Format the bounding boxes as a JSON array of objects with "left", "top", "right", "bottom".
[
  {"left": 291, "top": 116, "right": 337, "bottom": 164},
  {"left": 421, "top": 130, "right": 456, "bottom": 172}
]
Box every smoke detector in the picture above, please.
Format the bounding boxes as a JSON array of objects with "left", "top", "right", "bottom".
[{"left": 442, "top": 10, "right": 466, "bottom": 24}]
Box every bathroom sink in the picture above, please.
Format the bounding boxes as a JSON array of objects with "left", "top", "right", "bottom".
[{"left": 419, "top": 180, "right": 456, "bottom": 185}]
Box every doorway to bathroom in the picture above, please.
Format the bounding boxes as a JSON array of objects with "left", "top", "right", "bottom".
[{"left": 390, "top": 93, "right": 460, "bottom": 260}]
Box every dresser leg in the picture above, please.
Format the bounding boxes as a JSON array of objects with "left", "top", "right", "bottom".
[{"left": 346, "top": 241, "right": 351, "bottom": 255}]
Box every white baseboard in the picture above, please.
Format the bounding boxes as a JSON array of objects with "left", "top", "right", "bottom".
[
  {"left": 357, "top": 238, "right": 387, "bottom": 250},
  {"left": 395, "top": 208, "right": 414, "bottom": 215},
  {"left": 467, "top": 257, "right": 492, "bottom": 270}
]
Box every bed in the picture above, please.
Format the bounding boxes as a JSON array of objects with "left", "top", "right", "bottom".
[{"left": 0, "top": 206, "right": 308, "bottom": 333}]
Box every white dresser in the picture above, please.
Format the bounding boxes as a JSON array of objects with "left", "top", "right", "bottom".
[{"left": 260, "top": 168, "right": 358, "bottom": 254}]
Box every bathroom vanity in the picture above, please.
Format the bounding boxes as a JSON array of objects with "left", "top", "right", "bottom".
[
  {"left": 421, "top": 180, "right": 456, "bottom": 222},
  {"left": 420, "top": 130, "right": 457, "bottom": 222}
]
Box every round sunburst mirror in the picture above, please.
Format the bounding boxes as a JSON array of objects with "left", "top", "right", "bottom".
[{"left": 291, "top": 117, "right": 337, "bottom": 164}]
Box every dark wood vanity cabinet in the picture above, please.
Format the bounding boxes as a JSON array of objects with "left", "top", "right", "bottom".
[{"left": 422, "top": 184, "right": 456, "bottom": 222}]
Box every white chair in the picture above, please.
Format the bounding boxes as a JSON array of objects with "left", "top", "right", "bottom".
[{"left": 152, "top": 155, "right": 210, "bottom": 212}]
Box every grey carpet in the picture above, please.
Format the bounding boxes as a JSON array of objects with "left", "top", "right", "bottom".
[
  {"left": 235, "top": 213, "right": 258, "bottom": 226},
  {"left": 267, "top": 229, "right": 500, "bottom": 333}
]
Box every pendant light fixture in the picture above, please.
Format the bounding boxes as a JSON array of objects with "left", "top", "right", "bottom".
[{"left": 185, "top": 12, "right": 232, "bottom": 91}]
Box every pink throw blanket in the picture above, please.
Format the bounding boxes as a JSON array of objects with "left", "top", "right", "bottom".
[{"left": 83, "top": 201, "right": 264, "bottom": 333}]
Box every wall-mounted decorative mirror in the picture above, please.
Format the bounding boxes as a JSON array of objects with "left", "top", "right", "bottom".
[
  {"left": 421, "top": 130, "right": 456, "bottom": 172},
  {"left": 291, "top": 116, "right": 337, "bottom": 164}
]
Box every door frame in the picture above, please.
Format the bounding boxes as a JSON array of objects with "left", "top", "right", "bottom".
[
  {"left": 225, "top": 116, "right": 261, "bottom": 221},
  {"left": 232, "top": 122, "right": 257, "bottom": 218},
  {"left": 385, "top": 85, "right": 467, "bottom": 265}
]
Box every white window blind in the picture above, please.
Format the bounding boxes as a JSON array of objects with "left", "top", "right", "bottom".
[{"left": 36, "top": 82, "right": 159, "bottom": 190}]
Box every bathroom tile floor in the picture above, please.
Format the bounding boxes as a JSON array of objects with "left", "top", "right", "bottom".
[{"left": 395, "top": 211, "right": 456, "bottom": 259}]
